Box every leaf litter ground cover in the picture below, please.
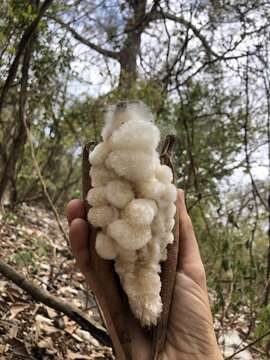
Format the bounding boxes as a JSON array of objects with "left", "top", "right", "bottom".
[
  {"left": 0, "top": 203, "right": 263, "bottom": 359},
  {"left": 0, "top": 203, "right": 113, "bottom": 359}
]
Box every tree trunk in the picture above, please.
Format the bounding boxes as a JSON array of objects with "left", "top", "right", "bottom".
[
  {"left": 118, "top": 0, "right": 147, "bottom": 91},
  {"left": 0, "top": 33, "right": 35, "bottom": 203}
]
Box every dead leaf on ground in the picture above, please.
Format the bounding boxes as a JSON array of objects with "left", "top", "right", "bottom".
[
  {"left": 46, "top": 307, "right": 57, "bottom": 319},
  {"left": 0, "top": 319, "right": 18, "bottom": 338},
  {"left": 8, "top": 337, "right": 33, "bottom": 359},
  {"left": 35, "top": 314, "right": 53, "bottom": 325},
  {"left": 67, "top": 349, "right": 92, "bottom": 359},
  {"left": 75, "top": 329, "right": 100, "bottom": 347},
  {"left": 37, "top": 337, "right": 57, "bottom": 355},
  {"left": 9, "top": 302, "right": 30, "bottom": 319},
  {"left": 0, "top": 344, "right": 8, "bottom": 354},
  {"left": 0, "top": 280, "right": 7, "bottom": 292},
  {"left": 4, "top": 285, "right": 23, "bottom": 302}
]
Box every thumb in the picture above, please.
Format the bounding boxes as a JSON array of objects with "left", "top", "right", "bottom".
[{"left": 176, "top": 189, "right": 206, "bottom": 289}]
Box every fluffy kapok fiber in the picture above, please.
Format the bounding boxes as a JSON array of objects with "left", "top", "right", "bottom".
[{"left": 87, "top": 102, "right": 177, "bottom": 326}]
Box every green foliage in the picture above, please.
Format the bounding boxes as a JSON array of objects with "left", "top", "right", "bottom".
[
  {"left": 105, "top": 79, "right": 164, "bottom": 112},
  {"left": 255, "top": 305, "right": 270, "bottom": 337},
  {"left": 0, "top": 1, "right": 269, "bottom": 355},
  {"left": 11, "top": 236, "right": 50, "bottom": 271},
  {"left": 12, "top": 250, "right": 36, "bottom": 268}
]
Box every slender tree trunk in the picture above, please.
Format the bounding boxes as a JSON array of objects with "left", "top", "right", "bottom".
[
  {"left": 0, "top": 32, "right": 36, "bottom": 203},
  {"left": 0, "top": 0, "right": 53, "bottom": 116},
  {"left": 118, "top": 0, "right": 147, "bottom": 91},
  {"left": 263, "top": 74, "right": 270, "bottom": 304},
  {"left": 0, "top": 0, "right": 53, "bottom": 205}
]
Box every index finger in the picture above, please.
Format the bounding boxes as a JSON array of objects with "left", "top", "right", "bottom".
[{"left": 66, "top": 199, "right": 86, "bottom": 225}]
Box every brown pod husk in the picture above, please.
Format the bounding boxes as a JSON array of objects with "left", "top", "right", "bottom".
[
  {"left": 151, "top": 135, "right": 179, "bottom": 359},
  {"left": 82, "top": 135, "right": 179, "bottom": 360},
  {"left": 82, "top": 143, "right": 133, "bottom": 360}
]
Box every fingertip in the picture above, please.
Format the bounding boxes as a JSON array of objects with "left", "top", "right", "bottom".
[
  {"left": 177, "top": 188, "right": 185, "bottom": 199},
  {"left": 69, "top": 218, "right": 91, "bottom": 274},
  {"left": 69, "top": 218, "right": 89, "bottom": 252},
  {"left": 66, "top": 199, "right": 86, "bottom": 225},
  {"left": 177, "top": 189, "right": 202, "bottom": 271},
  {"left": 177, "top": 189, "right": 188, "bottom": 220}
]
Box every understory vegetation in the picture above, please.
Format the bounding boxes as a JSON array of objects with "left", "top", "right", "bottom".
[{"left": 0, "top": 1, "right": 269, "bottom": 358}]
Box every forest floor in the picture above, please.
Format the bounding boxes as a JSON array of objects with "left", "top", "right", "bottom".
[
  {"left": 0, "top": 204, "right": 113, "bottom": 359},
  {"left": 0, "top": 204, "right": 263, "bottom": 359}
]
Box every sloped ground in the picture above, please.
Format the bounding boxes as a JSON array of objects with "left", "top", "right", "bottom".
[
  {"left": 0, "top": 204, "right": 113, "bottom": 359},
  {"left": 0, "top": 204, "right": 262, "bottom": 359}
]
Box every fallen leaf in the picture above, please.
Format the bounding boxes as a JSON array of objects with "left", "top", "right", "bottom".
[
  {"left": 41, "top": 322, "right": 59, "bottom": 335},
  {"left": 37, "top": 337, "right": 57, "bottom": 354},
  {"left": 35, "top": 314, "right": 59, "bottom": 335},
  {"left": 9, "top": 322, "right": 18, "bottom": 338},
  {"left": 0, "top": 319, "right": 18, "bottom": 338},
  {"left": 67, "top": 349, "right": 92, "bottom": 359},
  {"left": 0, "top": 280, "right": 7, "bottom": 292},
  {"left": 8, "top": 337, "right": 32, "bottom": 359},
  {"left": 75, "top": 329, "right": 100, "bottom": 347},
  {"left": 0, "top": 344, "right": 7, "bottom": 354},
  {"left": 66, "top": 329, "right": 84, "bottom": 342},
  {"left": 9, "top": 303, "right": 29, "bottom": 319},
  {"left": 36, "top": 313, "right": 55, "bottom": 323},
  {"left": 5, "top": 285, "right": 23, "bottom": 301},
  {"left": 59, "top": 286, "right": 79, "bottom": 296},
  {"left": 46, "top": 307, "right": 57, "bottom": 319}
]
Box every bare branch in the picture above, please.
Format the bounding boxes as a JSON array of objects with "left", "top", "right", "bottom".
[
  {"left": 262, "top": 73, "right": 270, "bottom": 304},
  {"left": 225, "top": 328, "right": 270, "bottom": 359},
  {"left": 0, "top": 260, "right": 112, "bottom": 347},
  {"left": 243, "top": 53, "right": 269, "bottom": 212},
  {"left": 149, "top": 11, "right": 219, "bottom": 59},
  {"left": 50, "top": 16, "right": 120, "bottom": 60},
  {"left": 22, "top": 120, "right": 69, "bottom": 245}
]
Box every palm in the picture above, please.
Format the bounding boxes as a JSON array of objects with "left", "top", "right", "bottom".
[
  {"left": 161, "top": 272, "right": 221, "bottom": 360},
  {"left": 130, "top": 272, "right": 219, "bottom": 360}
]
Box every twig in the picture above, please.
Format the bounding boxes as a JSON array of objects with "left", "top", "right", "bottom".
[
  {"left": 22, "top": 120, "right": 69, "bottom": 246},
  {"left": 0, "top": 260, "right": 112, "bottom": 347},
  {"left": 225, "top": 329, "right": 270, "bottom": 359},
  {"left": 243, "top": 52, "right": 259, "bottom": 336},
  {"left": 242, "top": 62, "right": 269, "bottom": 213},
  {"left": 50, "top": 16, "right": 119, "bottom": 60},
  {"left": 263, "top": 72, "right": 270, "bottom": 304},
  {"left": 149, "top": 10, "right": 218, "bottom": 59}
]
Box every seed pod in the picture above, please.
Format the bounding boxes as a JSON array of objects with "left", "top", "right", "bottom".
[{"left": 84, "top": 103, "right": 179, "bottom": 358}]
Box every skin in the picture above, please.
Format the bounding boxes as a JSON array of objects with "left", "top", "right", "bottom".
[{"left": 66, "top": 189, "right": 224, "bottom": 360}]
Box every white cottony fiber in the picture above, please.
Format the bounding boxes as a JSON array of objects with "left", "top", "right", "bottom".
[
  {"left": 87, "top": 102, "right": 177, "bottom": 326},
  {"left": 95, "top": 232, "right": 119, "bottom": 260},
  {"left": 136, "top": 178, "right": 165, "bottom": 201},
  {"left": 88, "top": 142, "right": 110, "bottom": 166},
  {"left": 87, "top": 205, "right": 119, "bottom": 228},
  {"left": 90, "top": 166, "right": 116, "bottom": 186},
  {"left": 156, "top": 165, "right": 173, "bottom": 183},
  {"left": 105, "top": 179, "right": 134, "bottom": 209},
  {"left": 107, "top": 219, "right": 151, "bottom": 250},
  {"left": 109, "top": 119, "right": 160, "bottom": 151},
  {"left": 106, "top": 150, "right": 156, "bottom": 182},
  {"left": 86, "top": 187, "right": 107, "bottom": 207},
  {"left": 124, "top": 199, "right": 157, "bottom": 226}
]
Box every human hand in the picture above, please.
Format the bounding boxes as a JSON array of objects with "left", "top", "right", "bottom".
[{"left": 66, "top": 190, "right": 223, "bottom": 359}]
